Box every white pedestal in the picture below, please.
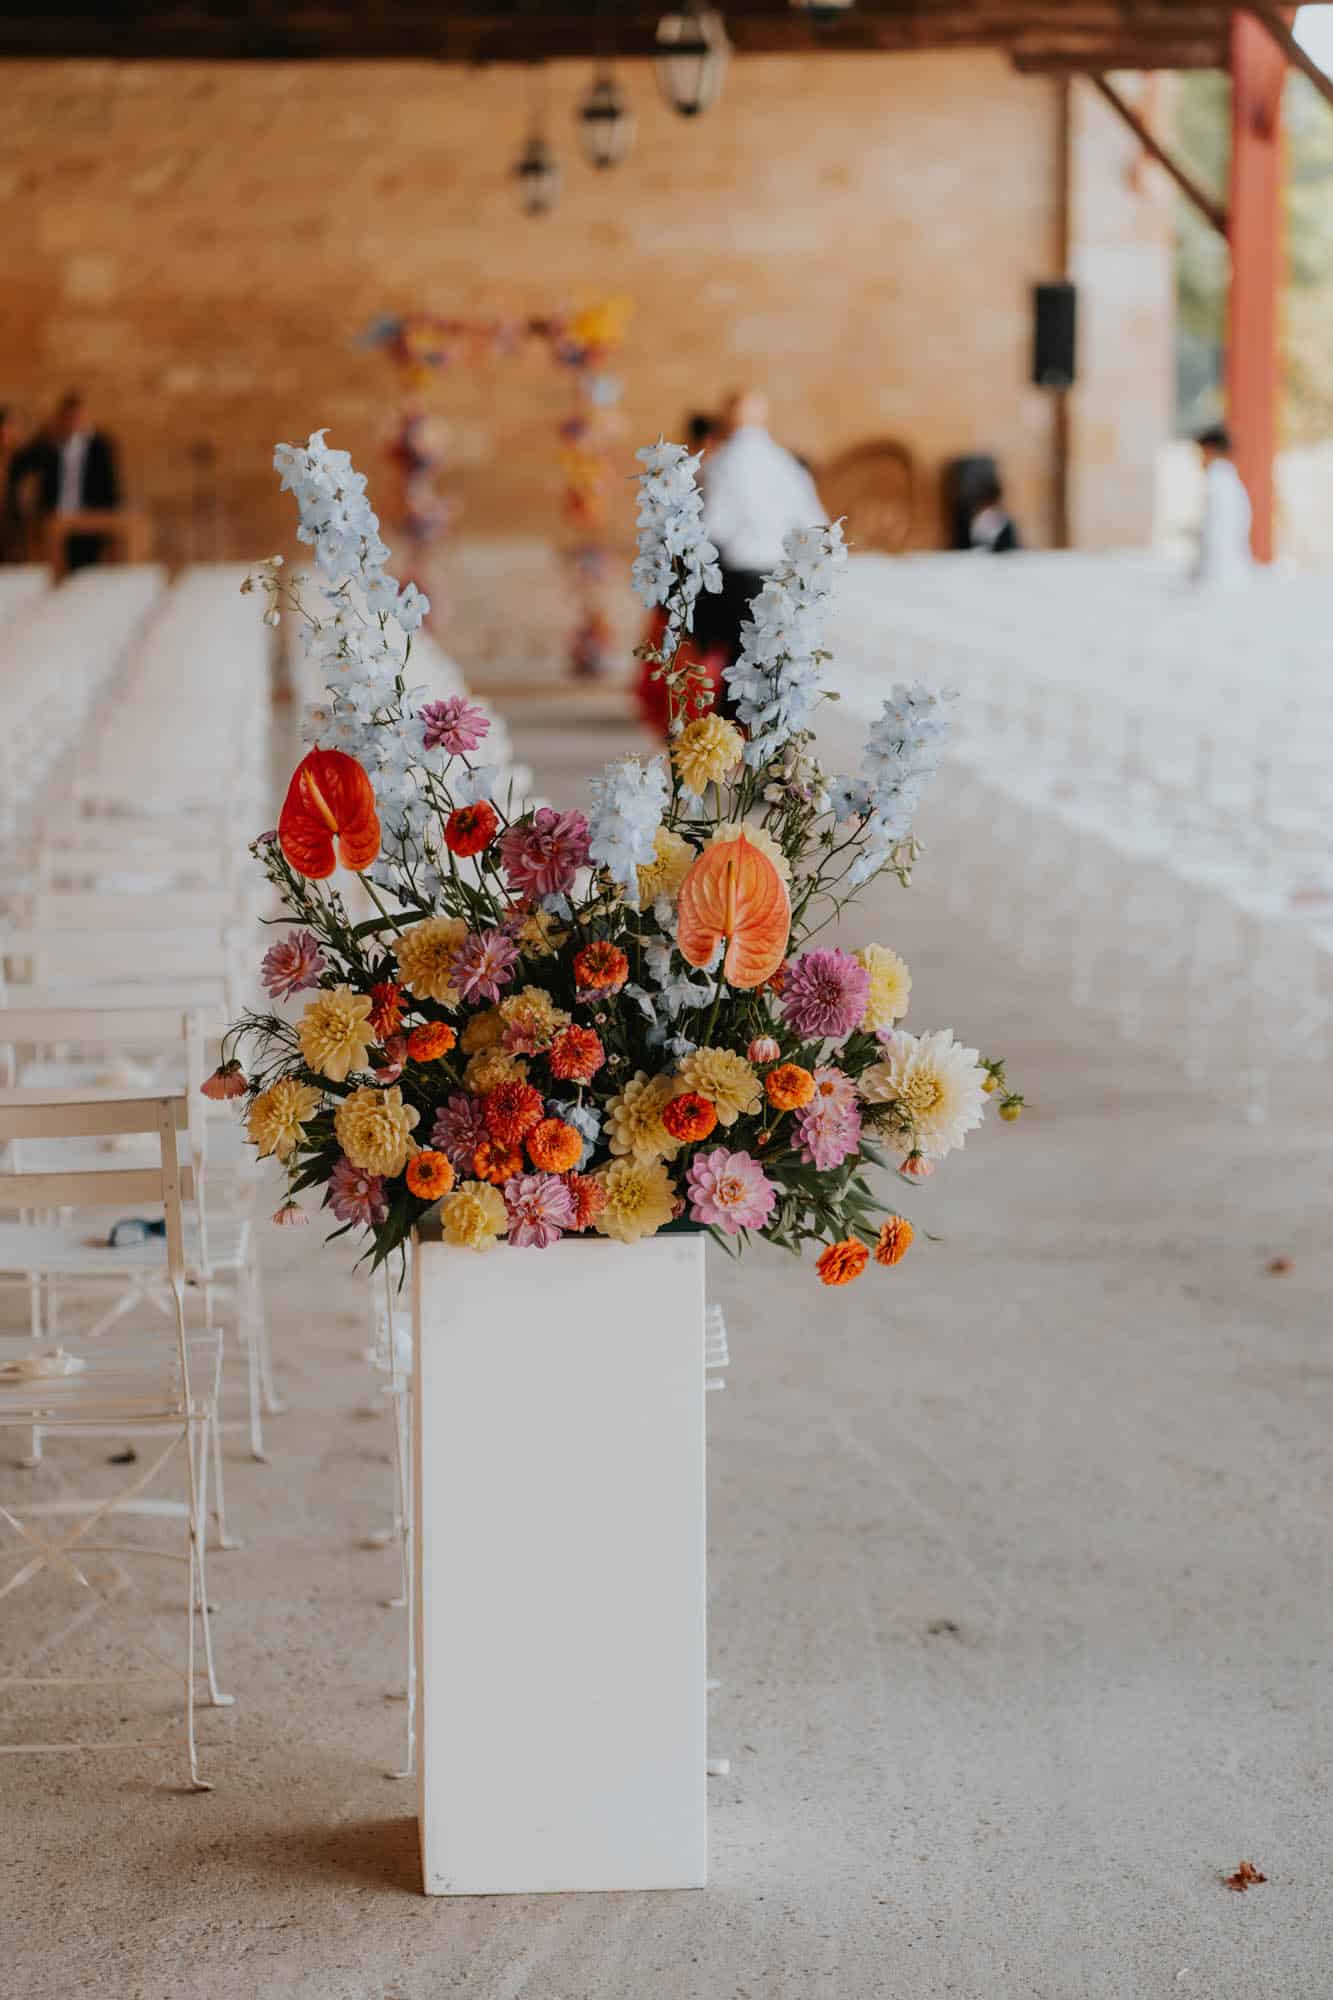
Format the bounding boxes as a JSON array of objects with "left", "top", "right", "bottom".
[{"left": 413, "top": 1229, "right": 707, "bottom": 1895}]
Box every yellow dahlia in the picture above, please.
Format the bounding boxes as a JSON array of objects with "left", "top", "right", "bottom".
[
  {"left": 856, "top": 944, "right": 912, "bottom": 1033},
  {"left": 395, "top": 916, "right": 467, "bottom": 1004},
  {"left": 464, "top": 1046, "right": 529, "bottom": 1094},
  {"left": 594, "top": 1158, "right": 676, "bottom": 1244},
  {"left": 517, "top": 907, "right": 565, "bottom": 957},
  {"left": 460, "top": 1006, "right": 504, "bottom": 1054},
  {"left": 498, "top": 985, "right": 571, "bottom": 1055},
  {"left": 675, "top": 1047, "right": 762, "bottom": 1127},
  {"left": 637, "top": 826, "right": 695, "bottom": 906},
  {"left": 247, "top": 1077, "right": 322, "bottom": 1161},
  {"left": 440, "top": 1178, "right": 508, "bottom": 1251},
  {"left": 705, "top": 820, "right": 791, "bottom": 884},
  {"left": 334, "top": 1085, "right": 420, "bottom": 1177},
  {"left": 605, "top": 1071, "right": 680, "bottom": 1163},
  {"left": 672, "top": 714, "right": 744, "bottom": 798},
  {"left": 296, "top": 986, "right": 376, "bottom": 1084}
]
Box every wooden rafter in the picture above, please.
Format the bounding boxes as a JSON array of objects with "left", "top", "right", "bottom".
[
  {"left": 1245, "top": 1, "right": 1333, "bottom": 118},
  {"left": 1089, "top": 74, "right": 1228, "bottom": 234}
]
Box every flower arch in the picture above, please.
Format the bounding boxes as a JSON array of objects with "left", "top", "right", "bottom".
[{"left": 363, "top": 299, "right": 632, "bottom": 679}]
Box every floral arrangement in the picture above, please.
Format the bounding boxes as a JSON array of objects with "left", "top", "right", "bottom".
[
  {"left": 363, "top": 300, "right": 631, "bottom": 676},
  {"left": 217, "top": 430, "right": 1021, "bottom": 1282}
]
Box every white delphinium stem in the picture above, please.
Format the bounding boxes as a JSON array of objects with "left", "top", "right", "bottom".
[
  {"left": 724, "top": 520, "right": 847, "bottom": 767},
  {"left": 631, "top": 441, "right": 721, "bottom": 652},
  {"left": 830, "top": 681, "right": 955, "bottom": 886}
]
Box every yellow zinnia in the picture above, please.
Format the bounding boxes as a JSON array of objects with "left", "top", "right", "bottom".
[
  {"left": 247, "top": 1077, "right": 321, "bottom": 1161},
  {"left": 297, "top": 986, "right": 376, "bottom": 1084},
  {"left": 440, "top": 1179, "right": 508, "bottom": 1251},
  {"left": 856, "top": 944, "right": 912, "bottom": 1033},
  {"left": 672, "top": 714, "right": 744, "bottom": 799},
  {"left": 594, "top": 1158, "right": 676, "bottom": 1244},
  {"left": 463, "top": 1046, "right": 529, "bottom": 1094},
  {"left": 395, "top": 916, "right": 467, "bottom": 1005},
  {"left": 637, "top": 826, "right": 695, "bottom": 906},
  {"left": 334, "top": 1086, "right": 420, "bottom": 1177},
  {"left": 605, "top": 1071, "right": 680, "bottom": 1163},
  {"left": 674, "top": 1047, "right": 762, "bottom": 1127}
]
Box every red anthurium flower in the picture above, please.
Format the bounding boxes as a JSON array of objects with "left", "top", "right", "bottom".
[{"left": 277, "top": 749, "right": 380, "bottom": 880}]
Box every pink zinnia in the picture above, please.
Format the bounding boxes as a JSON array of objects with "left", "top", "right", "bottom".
[
  {"left": 430, "top": 1092, "right": 489, "bottom": 1174},
  {"left": 795, "top": 1098, "right": 862, "bottom": 1170},
  {"left": 328, "top": 1156, "right": 389, "bottom": 1227},
  {"left": 686, "top": 1147, "right": 777, "bottom": 1237},
  {"left": 261, "top": 928, "right": 325, "bottom": 1000},
  {"left": 451, "top": 928, "right": 519, "bottom": 1004},
  {"left": 780, "top": 949, "right": 870, "bottom": 1043},
  {"left": 420, "top": 695, "right": 490, "bottom": 757},
  {"left": 498, "top": 808, "right": 591, "bottom": 901},
  {"left": 503, "top": 1171, "right": 577, "bottom": 1249}
]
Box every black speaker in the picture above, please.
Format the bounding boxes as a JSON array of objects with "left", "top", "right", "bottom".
[{"left": 1032, "top": 281, "right": 1077, "bottom": 389}]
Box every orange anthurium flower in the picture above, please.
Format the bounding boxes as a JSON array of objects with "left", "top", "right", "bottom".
[
  {"left": 278, "top": 749, "right": 381, "bottom": 880},
  {"left": 676, "top": 831, "right": 790, "bottom": 990}
]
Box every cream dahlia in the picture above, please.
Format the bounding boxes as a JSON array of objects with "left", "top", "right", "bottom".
[
  {"left": 247, "top": 1077, "right": 321, "bottom": 1161},
  {"left": 334, "top": 1086, "right": 420, "bottom": 1177},
  {"left": 859, "top": 1028, "right": 988, "bottom": 1160},
  {"left": 605, "top": 1071, "right": 681, "bottom": 1162},
  {"left": 594, "top": 1158, "right": 676, "bottom": 1244},
  {"left": 856, "top": 943, "right": 912, "bottom": 1032},
  {"left": 440, "top": 1179, "right": 508, "bottom": 1252},
  {"left": 672, "top": 714, "right": 744, "bottom": 798},
  {"left": 296, "top": 986, "right": 376, "bottom": 1083},
  {"left": 394, "top": 915, "right": 467, "bottom": 1004},
  {"left": 705, "top": 820, "right": 791, "bottom": 883},
  {"left": 675, "top": 1047, "right": 762, "bottom": 1127},
  {"left": 636, "top": 825, "right": 695, "bottom": 906}
]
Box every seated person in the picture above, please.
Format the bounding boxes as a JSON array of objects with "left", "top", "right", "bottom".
[{"left": 968, "top": 474, "right": 1021, "bottom": 553}]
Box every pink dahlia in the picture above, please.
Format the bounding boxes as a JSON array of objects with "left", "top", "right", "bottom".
[
  {"left": 686, "top": 1147, "right": 777, "bottom": 1237},
  {"left": 261, "top": 927, "right": 326, "bottom": 1000},
  {"left": 430, "top": 1092, "right": 489, "bottom": 1174},
  {"left": 419, "top": 695, "right": 490, "bottom": 758},
  {"left": 780, "top": 949, "right": 870, "bottom": 1043},
  {"left": 328, "top": 1156, "right": 389, "bottom": 1227},
  {"left": 451, "top": 929, "right": 519, "bottom": 1005},
  {"left": 498, "top": 808, "right": 591, "bottom": 900},
  {"left": 503, "top": 1171, "right": 577, "bottom": 1249},
  {"left": 809, "top": 1064, "right": 857, "bottom": 1113},
  {"left": 795, "top": 1098, "right": 862, "bottom": 1171},
  {"left": 374, "top": 1032, "right": 408, "bottom": 1085}
]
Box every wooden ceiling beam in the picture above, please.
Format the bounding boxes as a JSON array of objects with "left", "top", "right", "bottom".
[{"left": 1089, "top": 73, "right": 1228, "bottom": 230}]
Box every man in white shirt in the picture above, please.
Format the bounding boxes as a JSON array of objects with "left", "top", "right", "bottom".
[
  {"left": 1193, "top": 424, "right": 1254, "bottom": 586},
  {"left": 695, "top": 388, "right": 826, "bottom": 663}
]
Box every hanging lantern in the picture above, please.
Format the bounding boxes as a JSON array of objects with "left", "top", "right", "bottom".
[
  {"left": 513, "top": 131, "right": 560, "bottom": 215},
  {"left": 577, "top": 70, "right": 636, "bottom": 169},
  {"left": 654, "top": 7, "right": 730, "bottom": 118},
  {"left": 790, "top": 0, "right": 856, "bottom": 18}
]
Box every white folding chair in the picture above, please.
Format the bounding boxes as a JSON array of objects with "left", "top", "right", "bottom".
[{"left": 0, "top": 1088, "right": 233, "bottom": 1791}]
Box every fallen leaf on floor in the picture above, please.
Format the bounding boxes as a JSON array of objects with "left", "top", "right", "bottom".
[
  {"left": 1266, "top": 1258, "right": 1291, "bottom": 1275},
  {"left": 926, "top": 1618, "right": 961, "bottom": 1638},
  {"left": 1223, "top": 1860, "right": 1267, "bottom": 1891}
]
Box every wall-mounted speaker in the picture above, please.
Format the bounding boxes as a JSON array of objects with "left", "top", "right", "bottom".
[{"left": 1032, "top": 281, "right": 1077, "bottom": 390}]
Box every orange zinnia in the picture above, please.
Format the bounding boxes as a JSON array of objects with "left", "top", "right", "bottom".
[
  {"left": 445, "top": 801, "right": 498, "bottom": 857},
  {"left": 407, "top": 1020, "right": 458, "bottom": 1062},
  {"left": 406, "top": 1150, "right": 455, "bottom": 1201},
  {"left": 368, "top": 981, "right": 405, "bottom": 1040},
  {"left": 473, "top": 1139, "right": 524, "bottom": 1186},
  {"left": 563, "top": 1171, "right": 607, "bottom": 1232},
  {"left": 278, "top": 748, "right": 381, "bottom": 880},
  {"left": 482, "top": 1079, "right": 544, "bottom": 1146},
  {"left": 764, "top": 1062, "right": 815, "bottom": 1112},
  {"left": 816, "top": 1238, "right": 869, "bottom": 1287},
  {"left": 661, "top": 1091, "right": 718, "bottom": 1144},
  {"left": 875, "top": 1216, "right": 914, "bottom": 1267},
  {"left": 526, "top": 1117, "right": 583, "bottom": 1173},
  {"left": 548, "top": 1024, "right": 605, "bottom": 1083},
  {"left": 572, "top": 940, "right": 629, "bottom": 992}
]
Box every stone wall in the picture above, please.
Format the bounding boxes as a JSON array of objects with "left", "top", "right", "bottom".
[{"left": 1, "top": 52, "right": 1172, "bottom": 566}]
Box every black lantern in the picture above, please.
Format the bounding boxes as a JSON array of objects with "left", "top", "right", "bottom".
[
  {"left": 577, "top": 71, "right": 636, "bottom": 169},
  {"left": 513, "top": 131, "right": 560, "bottom": 215},
  {"left": 654, "top": 7, "right": 730, "bottom": 118},
  {"left": 790, "top": 0, "right": 856, "bottom": 19}
]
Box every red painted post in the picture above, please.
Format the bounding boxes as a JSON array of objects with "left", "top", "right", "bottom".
[{"left": 1227, "top": 9, "right": 1286, "bottom": 563}]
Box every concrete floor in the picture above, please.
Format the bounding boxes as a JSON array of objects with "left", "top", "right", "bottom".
[{"left": 3, "top": 699, "right": 1331, "bottom": 1999}]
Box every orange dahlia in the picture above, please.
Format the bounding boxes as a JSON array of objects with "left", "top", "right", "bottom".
[
  {"left": 764, "top": 1062, "right": 815, "bottom": 1112},
  {"left": 368, "top": 981, "right": 405, "bottom": 1040},
  {"left": 526, "top": 1117, "right": 583, "bottom": 1173},
  {"left": 572, "top": 940, "right": 629, "bottom": 993},
  {"left": 482, "top": 1079, "right": 544, "bottom": 1147},
  {"left": 473, "top": 1138, "right": 524, "bottom": 1186},
  {"left": 548, "top": 1023, "right": 605, "bottom": 1083},
  {"left": 817, "top": 1238, "right": 869, "bottom": 1287},
  {"left": 406, "top": 1150, "right": 456, "bottom": 1201},
  {"left": 407, "top": 1020, "right": 458, "bottom": 1062},
  {"left": 874, "top": 1215, "right": 914, "bottom": 1266},
  {"left": 445, "top": 801, "right": 498, "bottom": 857},
  {"left": 563, "top": 1171, "right": 607, "bottom": 1232},
  {"left": 661, "top": 1091, "right": 718, "bottom": 1144}
]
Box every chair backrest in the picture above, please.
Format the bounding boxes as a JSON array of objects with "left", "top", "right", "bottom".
[
  {"left": 0, "top": 926, "right": 247, "bottom": 1018},
  {"left": 28, "top": 891, "right": 254, "bottom": 934}
]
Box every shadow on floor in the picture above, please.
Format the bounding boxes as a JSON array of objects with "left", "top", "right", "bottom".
[{"left": 264, "top": 1815, "right": 421, "bottom": 1896}]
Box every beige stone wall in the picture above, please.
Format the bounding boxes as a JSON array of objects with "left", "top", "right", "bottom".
[{"left": 1, "top": 51, "right": 1170, "bottom": 565}]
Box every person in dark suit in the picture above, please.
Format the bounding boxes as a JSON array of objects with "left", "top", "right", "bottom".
[
  {"left": 967, "top": 471, "right": 1021, "bottom": 554},
  {"left": 7, "top": 392, "right": 121, "bottom": 570}
]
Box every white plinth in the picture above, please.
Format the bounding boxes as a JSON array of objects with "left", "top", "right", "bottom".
[{"left": 413, "top": 1229, "right": 707, "bottom": 1895}]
